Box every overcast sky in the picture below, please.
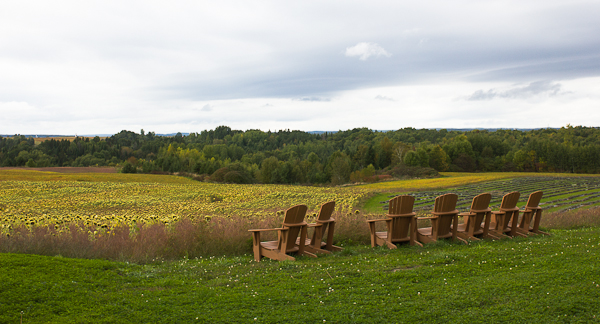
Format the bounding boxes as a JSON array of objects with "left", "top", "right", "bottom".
[{"left": 1, "top": 0, "right": 599, "bottom": 135}]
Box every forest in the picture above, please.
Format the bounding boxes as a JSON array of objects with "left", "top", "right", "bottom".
[{"left": 1, "top": 125, "right": 599, "bottom": 185}]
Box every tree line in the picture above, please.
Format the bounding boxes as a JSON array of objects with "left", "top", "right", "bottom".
[{"left": 1, "top": 125, "right": 599, "bottom": 184}]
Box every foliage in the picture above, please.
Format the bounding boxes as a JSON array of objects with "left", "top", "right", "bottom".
[{"left": 2, "top": 125, "right": 600, "bottom": 186}]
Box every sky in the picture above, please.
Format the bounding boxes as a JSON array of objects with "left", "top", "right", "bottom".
[{"left": 1, "top": 0, "right": 599, "bottom": 135}]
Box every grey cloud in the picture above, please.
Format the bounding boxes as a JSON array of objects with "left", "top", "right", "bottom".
[{"left": 468, "top": 81, "right": 562, "bottom": 101}]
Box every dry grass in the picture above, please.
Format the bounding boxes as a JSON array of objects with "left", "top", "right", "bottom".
[
  {"left": 0, "top": 211, "right": 371, "bottom": 262},
  {"left": 1, "top": 207, "right": 598, "bottom": 262},
  {"left": 542, "top": 207, "right": 600, "bottom": 229}
]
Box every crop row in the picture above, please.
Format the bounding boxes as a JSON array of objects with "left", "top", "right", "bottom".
[{"left": 380, "top": 177, "right": 600, "bottom": 213}]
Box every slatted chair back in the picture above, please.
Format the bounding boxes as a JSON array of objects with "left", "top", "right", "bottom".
[
  {"left": 432, "top": 193, "right": 459, "bottom": 238},
  {"left": 525, "top": 191, "right": 543, "bottom": 209},
  {"left": 312, "top": 200, "right": 336, "bottom": 245},
  {"left": 463, "top": 193, "right": 492, "bottom": 235},
  {"left": 497, "top": 191, "right": 521, "bottom": 232},
  {"left": 519, "top": 191, "right": 548, "bottom": 235},
  {"left": 388, "top": 195, "right": 416, "bottom": 240},
  {"left": 281, "top": 204, "right": 308, "bottom": 251}
]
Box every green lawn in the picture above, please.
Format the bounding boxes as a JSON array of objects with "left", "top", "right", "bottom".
[{"left": 2, "top": 228, "right": 599, "bottom": 323}]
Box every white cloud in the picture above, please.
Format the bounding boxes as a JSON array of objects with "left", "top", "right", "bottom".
[
  {"left": 201, "top": 104, "right": 212, "bottom": 111},
  {"left": 344, "top": 42, "right": 392, "bottom": 61}
]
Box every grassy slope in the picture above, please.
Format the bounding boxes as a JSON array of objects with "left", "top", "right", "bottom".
[{"left": 2, "top": 228, "right": 599, "bottom": 323}]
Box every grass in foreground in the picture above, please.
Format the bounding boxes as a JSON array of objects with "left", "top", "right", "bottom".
[{"left": 2, "top": 228, "right": 599, "bottom": 323}]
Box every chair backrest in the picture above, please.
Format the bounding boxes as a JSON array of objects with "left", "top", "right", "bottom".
[
  {"left": 470, "top": 193, "right": 491, "bottom": 212},
  {"left": 498, "top": 191, "right": 520, "bottom": 229},
  {"left": 317, "top": 201, "right": 335, "bottom": 222},
  {"left": 282, "top": 204, "right": 308, "bottom": 250},
  {"left": 525, "top": 191, "right": 543, "bottom": 209},
  {"left": 465, "top": 193, "right": 492, "bottom": 233},
  {"left": 432, "top": 193, "right": 459, "bottom": 237},
  {"left": 500, "top": 191, "right": 520, "bottom": 210},
  {"left": 315, "top": 201, "right": 335, "bottom": 241},
  {"left": 388, "top": 195, "right": 415, "bottom": 215},
  {"left": 388, "top": 195, "right": 415, "bottom": 239}
]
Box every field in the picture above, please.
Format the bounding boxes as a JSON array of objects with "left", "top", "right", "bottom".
[
  {"left": 2, "top": 169, "right": 600, "bottom": 322},
  {"left": 364, "top": 175, "right": 600, "bottom": 214},
  {"left": 31, "top": 136, "right": 107, "bottom": 145}
]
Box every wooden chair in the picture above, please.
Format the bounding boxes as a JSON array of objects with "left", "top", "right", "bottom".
[
  {"left": 455, "top": 193, "right": 495, "bottom": 241},
  {"left": 416, "top": 193, "right": 467, "bottom": 245},
  {"left": 298, "top": 201, "right": 343, "bottom": 254},
  {"left": 248, "top": 204, "right": 318, "bottom": 262},
  {"left": 366, "top": 195, "right": 421, "bottom": 249},
  {"left": 517, "top": 191, "right": 549, "bottom": 236},
  {"left": 490, "top": 191, "right": 523, "bottom": 238}
]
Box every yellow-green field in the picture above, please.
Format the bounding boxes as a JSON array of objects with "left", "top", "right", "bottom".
[
  {"left": 2, "top": 169, "right": 600, "bottom": 235},
  {"left": 0, "top": 170, "right": 369, "bottom": 233}
]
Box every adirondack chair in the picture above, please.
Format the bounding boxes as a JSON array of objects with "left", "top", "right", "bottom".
[
  {"left": 517, "top": 191, "right": 549, "bottom": 236},
  {"left": 416, "top": 193, "right": 467, "bottom": 244},
  {"left": 248, "top": 204, "right": 317, "bottom": 262},
  {"left": 298, "top": 201, "right": 343, "bottom": 254},
  {"left": 455, "top": 193, "right": 494, "bottom": 241},
  {"left": 490, "top": 191, "right": 523, "bottom": 238},
  {"left": 366, "top": 195, "right": 421, "bottom": 249}
]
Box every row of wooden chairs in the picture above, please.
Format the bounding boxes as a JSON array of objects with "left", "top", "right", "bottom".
[
  {"left": 248, "top": 191, "right": 547, "bottom": 261},
  {"left": 369, "top": 191, "right": 548, "bottom": 249},
  {"left": 249, "top": 201, "right": 342, "bottom": 262}
]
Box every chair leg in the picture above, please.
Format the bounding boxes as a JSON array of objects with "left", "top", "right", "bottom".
[{"left": 252, "top": 232, "right": 262, "bottom": 262}]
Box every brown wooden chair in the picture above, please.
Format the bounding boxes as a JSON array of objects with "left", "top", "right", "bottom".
[
  {"left": 490, "top": 191, "right": 523, "bottom": 238},
  {"left": 416, "top": 193, "right": 467, "bottom": 245},
  {"left": 298, "top": 201, "right": 343, "bottom": 254},
  {"left": 248, "top": 204, "right": 318, "bottom": 262},
  {"left": 366, "top": 195, "right": 421, "bottom": 249},
  {"left": 455, "top": 193, "right": 494, "bottom": 241},
  {"left": 517, "top": 191, "right": 549, "bottom": 236}
]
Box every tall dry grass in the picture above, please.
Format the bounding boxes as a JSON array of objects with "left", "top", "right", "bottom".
[
  {"left": 0, "top": 211, "right": 371, "bottom": 263},
  {"left": 3, "top": 208, "right": 595, "bottom": 262},
  {"left": 542, "top": 207, "right": 600, "bottom": 229}
]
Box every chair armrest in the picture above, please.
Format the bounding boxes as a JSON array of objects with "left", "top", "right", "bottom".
[
  {"left": 491, "top": 211, "right": 506, "bottom": 215},
  {"left": 417, "top": 216, "right": 437, "bottom": 220},
  {"left": 248, "top": 228, "right": 284, "bottom": 232},
  {"left": 366, "top": 218, "right": 388, "bottom": 223},
  {"left": 458, "top": 212, "right": 474, "bottom": 217},
  {"left": 316, "top": 219, "right": 335, "bottom": 224},
  {"left": 307, "top": 223, "right": 323, "bottom": 228}
]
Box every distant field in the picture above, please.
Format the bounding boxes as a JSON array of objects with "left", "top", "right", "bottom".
[
  {"left": 364, "top": 175, "right": 600, "bottom": 214},
  {"left": 357, "top": 171, "right": 600, "bottom": 191},
  {"left": 32, "top": 136, "right": 107, "bottom": 145},
  {"left": 0, "top": 167, "right": 116, "bottom": 174}
]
